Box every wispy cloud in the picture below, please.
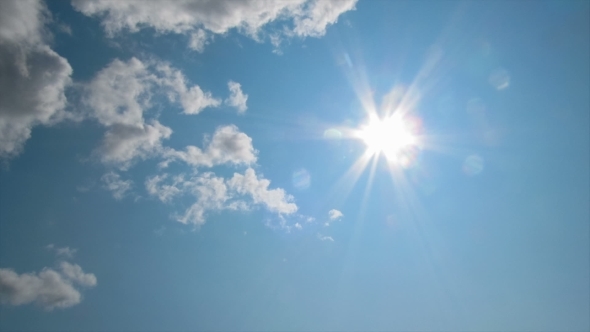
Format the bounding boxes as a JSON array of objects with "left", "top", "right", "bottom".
[
  {"left": 146, "top": 168, "right": 297, "bottom": 227},
  {"left": 101, "top": 172, "right": 133, "bottom": 200},
  {"left": 46, "top": 244, "right": 78, "bottom": 259},
  {"left": 317, "top": 233, "right": 334, "bottom": 242}
]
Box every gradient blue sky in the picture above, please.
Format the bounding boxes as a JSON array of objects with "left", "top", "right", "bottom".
[{"left": 0, "top": 1, "right": 588, "bottom": 331}]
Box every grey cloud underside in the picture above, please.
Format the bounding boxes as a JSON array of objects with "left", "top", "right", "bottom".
[
  {"left": 0, "top": 0, "right": 72, "bottom": 158},
  {"left": 0, "top": 262, "right": 96, "bottom": 310}
]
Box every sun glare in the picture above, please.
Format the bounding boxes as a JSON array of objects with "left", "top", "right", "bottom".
[{"left": 357, "top": 114, "right": 418, "bottom": 162}]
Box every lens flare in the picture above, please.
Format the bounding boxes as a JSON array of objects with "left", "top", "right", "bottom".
[{"left": 356, "top": 113, "right": 419, "bottom": 163}]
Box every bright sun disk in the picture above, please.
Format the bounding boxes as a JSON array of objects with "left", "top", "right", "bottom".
[{"left": 358, "top": 114, "right": 417, "bottom": 160}]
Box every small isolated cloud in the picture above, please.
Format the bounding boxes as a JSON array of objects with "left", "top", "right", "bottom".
[
  {"left": 161, "top": 125, "right": 257, "bottom": 168},
  {"left": 325, "top": 209, "right": 343, "bottom": 226},
  {"left": 0, "top": 0, "right": 73, "bottom": 158},
  {"left": 101, "top": 172, "right": 132, "bottom": 200},
  {"left": 294, "top": 222, "right": 302, "bottom": 230},
  {"left": 225, "top": 81, "right": 248, "bottom": 113},
  {"left": 0, "top": 262, "right": 96, "bottom": 311},
  {"left": 328, "top": 209, "right": 343, "bottom": 220},
  {"left": 46, "top": 244, "right": 77, "bottom": 259},
  {"left": 317, "top": 233, "right": 334, "bottom": 242},
  {"left": 72, "top": 0, "right": 358, "bottom": 52}
]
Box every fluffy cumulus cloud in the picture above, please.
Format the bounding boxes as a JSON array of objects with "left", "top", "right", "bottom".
[
  {"left": 161, "top": 125, "right": 257, "bottom": 168},
  {"left": 228, "top": 168, "right": 297, "bottom": 214},
  {"left": 98, "top": 121, "right": 172, "bottom": 167},
  {"left": 72, "top": 0, "right": 357, "bottom": 51},
  {"left": 0, "top": 262, "right": 96, "bottom": 310},
  {"left": 0, "top": 0, "right": 73, "bottom": 158},
  {"left": 146, "top": 168, "right": 297, "bottom": 226},
  {"left": 225, "top": 81, "right": 248, "bottom": 113},
  {"left": 82, "top": 57, "right": 230, "bottom": 168},
  {"left": 101, "top": 172, "right": 133, "bottom": 200}
]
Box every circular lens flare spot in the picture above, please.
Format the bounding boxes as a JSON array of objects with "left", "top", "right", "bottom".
[
  {"left": 463, "top": 154, "right": 484, "bottom": 176},
  {"left": 292, "top": 169, "right": 311, "bottom": 190}
]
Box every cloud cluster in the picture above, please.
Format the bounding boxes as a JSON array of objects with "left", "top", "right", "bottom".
[
  {"left": 72, "top": 0, "right": 357, "bottom": 51},
  {"left": 0, "top": 262, "right": 96, "bottom": 311},
  {"left": 84, "top": 62, "right": 289, "bottom": 224},
  {"left": 0, "top": 0, "right": 73, "bottom": 158},
  {"left": 146, "top": 167, "right": 297, "bottom": 226},
  {"left": 82, "top": 57, "right": 245, "bottom": 169}
]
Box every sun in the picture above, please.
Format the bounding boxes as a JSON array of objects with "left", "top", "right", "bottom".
[{"left": 357, "top": 113, "right": 418, "bottom": 162}]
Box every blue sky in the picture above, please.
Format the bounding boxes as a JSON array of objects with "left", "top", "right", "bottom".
[{"left": 0, "top": 0, "right": 588, "bottom": 331}]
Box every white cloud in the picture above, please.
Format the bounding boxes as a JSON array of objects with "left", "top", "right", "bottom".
[
  {"left": 0, "top": 263, "right": 96, "bottom": 310},
  {"left": 188, "top": 29, "right": 209, "bottom": 53},
  {"left": 0, "top": 0, "right": 73, "bottom": 158},
  {"left": 161, "top": 125, "right": 257, "bottom": 168},
  {"left": 317, "top": 233, "right": 334, "bottom": 242},
  {"left": 177, "top": 172, "right": 229, "bottom": 225},
  {"left": 325, "top": 209, "right": 343, "bottom": 226},
  {"left": 72, "top": 0, "right": 357, "bottom": 52},
  {"left": 98, "top": 121, "right": 172, "bottom": 168},
  {"left": 145, "top": 174, "right": 184, "bottom": 203},
  {"left": 328, "top": 209, "right": 343, "bottom": 220},
  {"left": 58, "top": 262, "right": 97, "bottom": 287},
  {"left": 291, "top": 0, "right": 357, "bottom": 37},
  {"left": 46, "top": 244, "right": 77, "bottom": 259},
  {"left": 101, "top": 172, "right": 132, "bottom": 200},
  {"left": 225, "top": 81, "right": 248, "bottom": 113},
  {"left": 155, "top": 62, "right": 221, "bottom": 114},
  {"left": 83, "top": 58, "right": 152, "bottom": 127},
  {"left": 294, "top": 222, "right": 302, "bottom": 230},
  {"left": 146, "top": 168, "right": 297, "bottom": 226},
  {"left": 228, "top": 168, "right": 297, "bottom": 215},
  {"left": 83, "top": 57, "right": 220, "bottom": 168}
]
